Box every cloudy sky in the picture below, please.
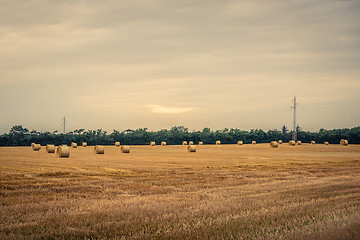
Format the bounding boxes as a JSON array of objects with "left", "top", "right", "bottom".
[{"left": 1, "top": 0, "right": 359, "bottom": 133}]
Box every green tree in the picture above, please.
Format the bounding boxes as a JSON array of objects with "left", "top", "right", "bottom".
[
  {"left": 8, "top": 125, "right": 29, "bottom": 146},
  {"left": 281, "top": 125, "right": 288, "bottom": 133},
  {"left": 1, "top": 125, "right": 360, "bottom": 146}
]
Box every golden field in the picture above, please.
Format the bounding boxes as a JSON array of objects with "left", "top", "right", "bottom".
[{"left": 0, "top": 144, "right": 360, "bottom": 239}]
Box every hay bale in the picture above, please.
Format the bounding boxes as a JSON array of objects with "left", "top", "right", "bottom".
[
  {"left": 71, "top": 142, "right": 77, "bottom": 148},
  {"left": 198, "top": 142, "right": 203, "bottom": 145},
  {"left": 33, "top": 144, "right": 41, "bottom": 151},
  {"left": 46, "top": 144, "right": 55, "bottom": 153},
  {"left": 340, "top": 139, "right": 348, "bottom": 146},
  {"left": 161, "top": 141, "right": 167, "bottom": 146},
  {"left": 182, "top": 141, "right": 187, "bottom": 145},
  {"left": 237, "top": 141, "right": 243, "bottom": 145},
  {"left": 31, "top": 143, "right": 35, "bottom": 149},
  {"left": 252, "top": 141, "right": 256, "bottom": 145},
  {"left": 187, "top": 145, "right": 196, "bottom": 152},
  {"left": 278, "top": 140, "right": 283, "bottom": 144},
  {"left": 150, "top": 141, "right": 156, "bottom": 146},
  {"left": 94, "top": 145, "right": 105, "bottom": 154},
  {"left": 121, "top": 145, "right": 130, "bottom": 153},
  {"left": 115, "top": 142, "right": 120, "bottom": 147},
  {"left": 297, "top": 141, "right": 302, "bottom": 145},
  {"left": 82, "top": 142, "right": 87, "bottom": 147},
  {"left": 57, "top": 145, "right": 70, "bottom": 158},
  {"left": 324, "top": 142, "right": 329, "bottom": 145},
  {"left": 311, "top": 141, "right": 315, "bottom": 144},
  {"left": 270, "top": 141, "right": 279, "bottom": 148},
  {"left": 289, "top": 140, "right": 296, "bottom": 146},
  {"left": 216, "top": 141, "right": 221, "bottom": 145},
  {"left": 189, "top": 141, "right": 194, "bottom": 145}
]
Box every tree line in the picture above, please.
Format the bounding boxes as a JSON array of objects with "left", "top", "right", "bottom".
[{"left": 1, "top": 125, "right": 359, "bottom": 147}]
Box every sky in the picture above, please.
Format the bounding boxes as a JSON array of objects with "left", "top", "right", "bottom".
[{"left": 1, "top": 0, "right": 360, "bottom": 134}]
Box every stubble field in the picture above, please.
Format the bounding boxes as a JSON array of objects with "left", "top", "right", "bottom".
[{"left": 0, "top": 144, "right": 360, "bottom": 239}]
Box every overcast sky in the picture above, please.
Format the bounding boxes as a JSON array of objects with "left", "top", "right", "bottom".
[{"left": 1, "top": 0, "right": 359, "bottom": 134}]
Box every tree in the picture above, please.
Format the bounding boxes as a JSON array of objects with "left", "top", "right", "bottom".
[
  {"left": 281, "top": 125, "right": 288, "bottom": 133},
  {"left": 8, "top": 125, "right": 29, "bottom": 146},
  {"left": 0, "top": 134, "right": 9, "bottom": 146},
  {"left": 168, "top": 126, "right": 189, "bottom": 144},
  {"left": 348, "top": 127, "right": 360, "bottom": 144},
  {"left": 267, "top": 129, "right": 282, "bottom": 141},
  {"left": 200, "top": 127, "right": 214, "bottom": 144},
  {"left": 1, "top": 125, "right": 360, "bottom": 146}
]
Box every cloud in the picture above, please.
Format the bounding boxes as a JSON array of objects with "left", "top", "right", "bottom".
[
  {"left": 146, "top": 105, "right": 198, "bottom": 114},
  {"left": 0, "top": 0, "right": 359, "bottom": 133}
]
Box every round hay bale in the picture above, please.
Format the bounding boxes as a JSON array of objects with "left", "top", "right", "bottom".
[
  {"left": 71, "top": 142, "right": 77, "bottom": 148},
  {"left": 46, "top": 144, "right": 55, "bottom": 153},
  {"left": 82, "top": 142, "right": 87, "bottom": 147},
  {"left": 270, "top": 141, "right": 279, "bottom": 148},
  {"left": 198, "top": 142, "right": 203, "bottom": 145},
  {"left": 182, "top": 141, "right": 187, "bottom": 145},
  {"left": 161, "top": 141, "right": 167, "bottom": 146},
  {"left": 31, "top": 143, "right": 35, "bottom": 149},
  {"left": 57, "top": 145, "right": 70, "bottom": 158},
  {"left": 340, "top": 139, "right": 348, "bottom": 146},
  {"left": 150, "top": 141, "right": 156, "bottom": 146},
  {"left": 252, "top": 141, "right": 256, "bottom": 145},
  {"left": 115, "top": 142, "right": 120, "bottom": 147},
  {"left": 289, "top": 140, "right": 296, "bottom": 146},
  {"left": 278, "top": 140, "right": 283, "bottom": 144},
  {"left": 33, "top": 144, "right": 41, "bottom": 151},
  {"left": 187, "top": 145, "right": 196, "bottom": 152},
  {"left": 121, "top": 145, "right": 130, "bottom": 153},
  {"left": 237, "top": 141, "right": 243, "bottom": 145},
  {"left": 324, "top": 142, "right": 329, "bottom": 145},
  {"left": 94, "top": 145, "right": 105, "bottom": 154},
  {"left": 216, "top": 141, "right": 221, "bottom": 145},
  {"left": 297, "top": 141, "right": 302, "bottom": 145},
  {"left": 311, "top": 141, "right": 315, "bottom": 144},
  {"left": 189, "top": 141, "right": 194, "bottom": 145}
]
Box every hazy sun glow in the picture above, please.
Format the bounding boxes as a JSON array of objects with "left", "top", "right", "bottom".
[{"left": 146, "top": 105, "right": 198, "bottom": 114}]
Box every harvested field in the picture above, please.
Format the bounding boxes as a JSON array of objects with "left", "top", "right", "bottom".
[{"left": 1, "top": 144, "right": 360, "bottom": 239}]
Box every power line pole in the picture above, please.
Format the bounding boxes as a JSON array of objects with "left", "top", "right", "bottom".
[
  {"left": 291, "top": 96, "right": 298, "bottom": 141},
  {"left": 61, "top": 116, "right": 66, "bottom": 133}
]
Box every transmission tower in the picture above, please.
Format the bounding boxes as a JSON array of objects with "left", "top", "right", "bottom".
[
  {"left": 61, "top": 116, "right": 67, "bottom": 133},
  {"left": 291, "top": 96, "right": 298, "bottom": 141}
]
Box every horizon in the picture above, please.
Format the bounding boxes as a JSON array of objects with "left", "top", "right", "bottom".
[{"left": 3, "top": 122, "right": 360, "bottom": 135}]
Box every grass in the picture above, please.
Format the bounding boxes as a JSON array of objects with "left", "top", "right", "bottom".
[{"left": 0, "top": 144, "right": 360, "bottom": 239}]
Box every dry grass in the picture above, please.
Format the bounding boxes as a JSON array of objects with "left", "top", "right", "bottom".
[{"left": 1, "top": 144, "right": 360, "bottom": 239}]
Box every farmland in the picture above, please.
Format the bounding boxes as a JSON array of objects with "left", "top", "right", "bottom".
[{"left": 1, "top": 144, "right": 360, "bottom": 239}]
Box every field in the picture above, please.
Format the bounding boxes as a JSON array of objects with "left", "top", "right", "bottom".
[{"left": 1, "top": 144, "right": 360, "bottom": 239}]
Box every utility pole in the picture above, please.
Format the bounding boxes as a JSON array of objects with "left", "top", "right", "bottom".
[
  {"left": 61, "top": 116, "right": 66, "bottom": 133},
  {"left": 291, "top": 96, "right": 298, "bottom": 141}
]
